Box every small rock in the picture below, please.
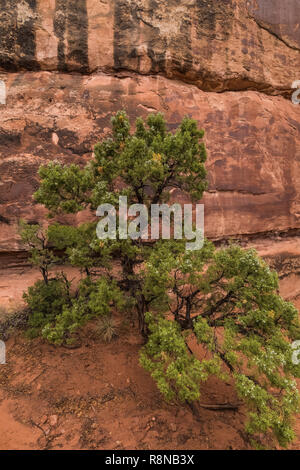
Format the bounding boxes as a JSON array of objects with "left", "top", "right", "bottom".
[
  {"left": 52, "top": 132, "right": 59, "bottom": 146},
  {"left": 49, "top": 415, "right": 58, "bottom": 427},
  {"left": 170, "top": 423, "right": 177, "bottom": 432}
]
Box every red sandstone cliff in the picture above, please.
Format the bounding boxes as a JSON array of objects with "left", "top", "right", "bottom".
[{"left": 0, "top": 0, "right": 299, "bottom": 289}]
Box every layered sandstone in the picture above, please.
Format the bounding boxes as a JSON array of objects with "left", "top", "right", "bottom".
[
  {"left": 0, "top": 1, "right": 299, "bottom": 94},
  {"left": 0, "top": 0, "right": 299, "bottom": 285},
  {"left": 0, "top": 71, "right": 299, "bottom": 247}
]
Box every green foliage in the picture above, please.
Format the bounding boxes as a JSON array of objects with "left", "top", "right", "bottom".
[
  {"left": 105, "top": 112, "right": 207, "bottom": 205},
  {"left": 27, "top": 111, "right": 209, "bottom": 336},
  {"left": 35, "top": 111, "right": 207, "bottom": 212},
  {"left": 19, "top": 220, "right": 59, "bottom": 283},
  {"left": 21, "top": 111, "right": 300, "bottom": 448},
  {"left": 34, "top": 162, "right": 93, "bottom": 215},
  {"left": 47, "top": 223, "right": 112, "bottom": 272},
  {"left": 141, "top": 242, "right": 300, "bottom": 447},
  {"left": 140, "top": 313, "right": 222, "bottom": 402},
  {"left": 24, "top": 275, "right": 125, "bottom": 345},
  {"left": 23, "top": 277, "right": 70, "bottom": 339},
  {"left": 42, "top": 277, "right": 124, "bottom": 345}
]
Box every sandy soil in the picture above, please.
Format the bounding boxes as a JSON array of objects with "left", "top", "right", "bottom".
[
  {"left": 0, "top": 322, "right": 251, "bottom": 450},
  {"left": 0, "top": 266, "right": 299, "bottom": 450}
]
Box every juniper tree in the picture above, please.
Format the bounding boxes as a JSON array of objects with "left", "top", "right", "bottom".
[
  {"left": 21, "top": 112, "right": 300, "bottom": 447},
  {"left": 33, "top": 111, "right": 207, "bottom": 334},
  {"left": 141, "top": 240, "right": 300, "bottom": 447}
]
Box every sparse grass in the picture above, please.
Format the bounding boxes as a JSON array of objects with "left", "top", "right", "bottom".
[
  {"left": 96, "top": 316, "right": 117, "bottom": 343},
  {"left": 0, "top": 305, "right": 29, "bottom": 341}
]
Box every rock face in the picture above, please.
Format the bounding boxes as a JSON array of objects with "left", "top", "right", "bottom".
[
  {"left": 0, "top": 1, "right": 299, "bottom": 92},
  {"left": 0, "top": 1, "right": 299, "bottom": 271},
  {"left": 1, "top": 1, "right": 299, "bottom": 94}
]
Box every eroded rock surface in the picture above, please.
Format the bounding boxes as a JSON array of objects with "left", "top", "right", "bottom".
[
  {"left": 0, "top": 0, "right": 299, "bottom": 277},
  {"left": 0, "top": 1, "right": 299, "bottom": 94}
]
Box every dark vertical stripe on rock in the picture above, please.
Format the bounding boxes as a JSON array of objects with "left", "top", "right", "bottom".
[
  {"left": 146, "top": 0, "right": 166, "bottom": 74},
  {"left": 113, "top": 0, "right": 140, "bottom": 71},
  {"left": 0, "top": 0, "right": 39, "bottom": 71},
  {"left": 195, "top": 0, "right": 233, "bottom": 41},
  {"left": 54, "top": 0, "right": 88, "bottom": 73},
  {"left": 113, "top": 0, "right": 194, "bottom": 77},
  {"left": 66, "top": 0, "right": 89, "bottom": 72},
  {"left": 54, "top": 0, "right": 66, "bottom": 71}
]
